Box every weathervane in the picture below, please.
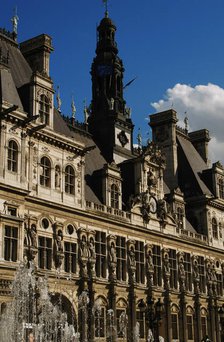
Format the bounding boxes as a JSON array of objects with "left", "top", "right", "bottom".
[
  {"left": 102, "top": 0, "right": 109, "bottom": 17},
  {"left": 11, "top": 7, "right": 19, "bottom": 35}
]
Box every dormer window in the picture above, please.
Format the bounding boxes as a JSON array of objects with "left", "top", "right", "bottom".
[
  {"left": 218, "top": 178, "right": 224, "bottom": 199},
  {"left": 39, "top": 94, "right": 50, "bottom": 125},
  {"left": 177, "top": 207, "right": 184, "bottom": 229},
  {"left": 111, "top": 184, "right": 119, "bottom": 209}
]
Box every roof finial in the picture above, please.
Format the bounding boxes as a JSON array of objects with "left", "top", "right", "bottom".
[
  {"left": 137, "top": 128, "right": 142, "bottom": 149},
  {"left": 71, "top": 95, "right": 76, "bottom": 120},
  {"left": 11, "top": 7, "right": 19, "bottom": 35},
  {"left": 83, "top": 99, "right": 89, "bottom": 124},
  {"left": 56, "top": 86, "right": 62, "bottom": 112},
  {"left": 102, "top": 0, "right": 109, "bottom": 18},
  {"left": 184, "top": 111, "right": 189, "bottom": 132}
]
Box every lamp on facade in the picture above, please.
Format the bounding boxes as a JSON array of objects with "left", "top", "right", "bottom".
[{"left": 218, "top": 304, "right": 224, "bottom": 342}]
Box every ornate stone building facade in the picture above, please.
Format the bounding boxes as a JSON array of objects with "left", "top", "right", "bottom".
[{"left": 0, "top": 10, "right": 224, "bottom": 342}]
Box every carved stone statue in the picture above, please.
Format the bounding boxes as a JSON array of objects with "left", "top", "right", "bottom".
[
  {"left": 56, "top": 230, "right": 63, "bottom": 252},
  {"left": 109, "top": 242, "right": 117, "bottom": 263},
  {"left": 157, "top": 199, "right": 167, "bottom": 221},
  {"left": 88, "top": 237, "right": 96, "bottom": 259},
  {"left": 128, "top": 246, "right": 136, "bottom": 268},
  {"left": 80, "top": 235, "right": 88, "bottom": 258},
  {"left": 30, "top": 224, "right": 37, "bottom": 248}
]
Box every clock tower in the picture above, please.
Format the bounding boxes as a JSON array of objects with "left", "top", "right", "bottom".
[{"left": 88, "top": 11, "right": 134, "bottom": 164}]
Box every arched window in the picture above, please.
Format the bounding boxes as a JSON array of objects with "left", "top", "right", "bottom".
[
  {"left": 212, "top": 217, "right": 218, "bottom": 239},
  {"left": 177, "top": 207, "right": 184, "bottom": 228},
  {"left": 8, "top": 140, "right": 18, "bottom": 172},
  {"left": 111, "top": 184, "right": 119, "bottom": 209},
  {"left": 65, "top": 165, "right": 75, "bottom": 194},
  {"left": 218, "top": 178, "right": 224, "bottom": 199},
  {"left": 186, "top": 307, "right": 194, "bottom": 341},
  {"left": 171, "top": 305, "right": 179, "bottom": 341},
  {"left": 39, "top": 94, "right": 50, "bottom": 125},
  {"left": 94, "top": 297, "right": 107, "bottom": 338},
  {"left": 40, "top": 157, "right": 51, "bottom": 187}
]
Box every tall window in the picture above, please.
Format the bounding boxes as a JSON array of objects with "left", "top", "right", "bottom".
[
  {"left": 95, "top": 307, "right": 106, "bottom": 337},
  {"left": 217, "top": 273, "right": 223, "bottom": 296},
  {"left": 136, "top": 310, "right": 145, "bottom": 338},
  {"left": 7, "top": 140, "right": 18, "bottom": 172},
  {"left": 38, "top": 236, "right": 52, "bottom": 270},
  {"left": 65, "top": 165, "right": 75, "bottom": 194},
  {"left": 64, "top": 242, "right": 77, "bottom": 274},
  {"left": 186, "top": 315, "right": 194, "bottom": 340},
  {"left": 135, "top": 241, "right": 145, "bottom": 284},
  {"left": 40, "top": 157, "right": 51, "bottom": 187},
  {"left": 169, "top": 249, "right": 177, "bottom": 289},
  {"left": 153, "top": 245, "right": 162, "bottom": 286},
  {"left": 116, "top": 236, "right": 126, "bottom": 281},
  {"left": 184, "top": 253, "right": 192, "bottom": 292},
  {"left": 212, "top": 218, "right": 218, "bottom": 239},
  {"left": 116, "top": 309, "right": 127, "bottom": 338},
  {"left": 198, "top": 256, "right": 206, "bottom": 293},
  {"left": 4, "top": 226, "right": 18, "bottom": 261},
  {"left": 177, "top": 207, "right": 184, "bottom": 229},
  {"left": 171, "top": 314, "right": 179, "bottom": 340},
  {"left": 95, "top": 231, "right": 106, "bottom": 278},
  {"left": 111, "top": 184, "right": 119, "bottom": 209},
  {"left": 218, "top": 178, "right": 224, "bottom": 199},
  {"left": 201, "top": 316, "right": 207, "bottom": 338},
  {"left": 39, "top": 94, "right": 50, "bottom": 125}
]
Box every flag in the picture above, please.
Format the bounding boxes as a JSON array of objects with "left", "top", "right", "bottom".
[{"left": 123, "top": 77, "right": 137, "bottom": 90}]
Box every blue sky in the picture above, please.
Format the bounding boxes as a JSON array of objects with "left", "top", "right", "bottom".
[{"left": 1, "top": 0, "right": 224, "bottom": 162}]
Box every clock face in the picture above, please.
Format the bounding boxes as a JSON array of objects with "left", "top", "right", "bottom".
[{"left": 149, "top": 196, "right": 157, "bottom": 214}]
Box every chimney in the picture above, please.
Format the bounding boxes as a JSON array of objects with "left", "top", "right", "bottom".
[
  {"left": 20, "top": 34, "right": 53, "bottom": 77},
  {"left": 189, "top": 129, "right": 210, "bottom": 165}
]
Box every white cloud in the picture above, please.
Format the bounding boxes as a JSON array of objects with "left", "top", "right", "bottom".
[{"left": 151, "top": 83, "right": 224, "bottom": 164}]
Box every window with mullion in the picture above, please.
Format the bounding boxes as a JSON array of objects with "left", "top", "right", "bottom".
[
  {"left": 169, "top": 249, "right": 177, "bottom": 289},
  {"left": 95, "top": 231, "right": 106, "bottom": 278},
  {"left": 4, "top": 225, "right": 18, "bottom": 261},
  {"left": 136, "top": 310, "right": 145, "bottom": 338},
  {"left": 217, "top": 273, "right": 223, "bottom": 296},
  {"left": 135, "top": 241, "right": 145, "bottom": 284},
  {"left": 111, "top": 184, "right": 119, "bottom": 209},
  {"left": 38, "top": 236, "right": 52, "bottom": 270},
  {"left": 218, "top": 178, "right": 224, "bottom": 199},
  {"left": 171, "top": 313, "right": 179, "bottom": 340},
  {"left": 184, "top": 253, "right": 192, "bottom": 292},
  {"left": 64, "top": 242, "right": 77, "bottom": 274},
  {"left": 40, "top": 157, "right": 51, "bottom": 187},
  {"left": 116, "top": 236, "right": 126, "bottom": 281},
  {"left": 201, "top": 316, "right": 207, "bottom": 338},
  {"left": 65, "top": 165, "right": 75, "bottom": 194},
  {"left": 8, "top": 140, "right": 18, "bottom": 172},
  {"left": 152, "top": 245, "right": 162, "bottom": 286},
  {"left": 95, "top": 307, "right": 106, "bottom": 337},
  {"left": 39, "top": 94, "right": 50, "bottom": 125},
  {"left": 186, "top": 315, "right": 194, "bottom": 340}
]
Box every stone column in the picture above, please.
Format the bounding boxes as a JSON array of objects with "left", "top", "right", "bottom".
[
  {"left": 206, "top": 259, "right": 216, "bottom": 342},
  {"left": 128, "top": 240, "right": 136, "bottom": 342},
  {"left": 162, "top": 248, "right": 171, "bottom": 342},
  {"left": 20, "top": 131, "right": 27, "bottom": 183},
  {"left": 0, "top": 124, "right": 6, "bottom": 177},
  {"left": 178, "top": 252, "right": 187, "bottom": 342},
  {"left": 193, "top": 255, "right": 202, "bottom": 342},
  {"left": 146, "top": 244, "right": 154, "bottom": 340}
]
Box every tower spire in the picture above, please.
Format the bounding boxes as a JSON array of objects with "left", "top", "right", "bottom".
[{"left": 102, "top": 0, "right": 109, "bottom": 18}]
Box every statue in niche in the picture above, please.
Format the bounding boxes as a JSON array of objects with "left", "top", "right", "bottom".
[
  {"left": 157, "top": 199, "right": 167, "bottom": 221},
  {"left": 147, "top": 168, "right": 157, "bottom": 188},
  {"left": 163, "top": 253, "right": 170, "bottom": 275},
  {"left": 88, "top": 237, "right": 96, "bottom": 259},
  {"left": 55, "top": 166, "right": 61, "bottom": 188},
  {"left": 56, "top": 230, "right": 63, "bottom": 252},
  {"left": 80, "top": 235, "right": 88, "bottom": 258},
  {"left": 128, "top": 246, "right": 136, "bottom": 268},
  {"left": 147, "top": 249, "right": 154, "bottom": 273},
  {"left": 109, "top": 242, "right": 117, "bottom": 264},
  {"left": 30, "top": 224, "right": 37, "bottom": 248}
]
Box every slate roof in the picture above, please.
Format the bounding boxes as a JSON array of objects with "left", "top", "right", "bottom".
[{"left": 177, "top": 134, "right": 213, "bottom": 197}]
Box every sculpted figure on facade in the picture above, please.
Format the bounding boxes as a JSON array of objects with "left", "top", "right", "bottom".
[
  {"left": 178, "top": 252, "right": 185, "bottom": 291},
  {"left": 163, "top": 249, "right": 170, "bottom": 290},
  {"left": 108, "top": 235, "right": 117, "bottom": 280},
  {"left": 128, "top": 241, "right": 136, "bottom": 282},
  {"left": 192, "top": 256, "right": 200, "bottom": 293},
  {"left": 146, "top": 244, "right": 154, "bottom": 287}
]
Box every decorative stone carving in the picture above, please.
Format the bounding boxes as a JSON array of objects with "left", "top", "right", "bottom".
[
  {"left": 157, "top": 198, "right": 167, "bottom": 224},
  {"left": 78, "top": 229, "right": 89, "bottom": 278},
  {"left": 54, "top": 222, "right": 64, "bottom": 269},
  {"left": 24, "top": 216, "right": 38, "bottom": 262},
  {"left": 192, "top": 256, "right": 200, "bottom": 293},
  {"left": 163, "top": 248, "right": 170, "bottom": 290},
  {"left": 88, "top": 232, "right": 96, "bottom": 277},
  {"left": 178, "top": 252, "right": 185, "bottom": 292},
  {"left": 145, "top": 244, "right": 154, "bottom": 287},
  {"left": 129, "top": 190, "right": 158, "bottom": 223},
  {"left": 127, "top": 240, "right": 136, "bottom": 283},
  {"left": 108, "top": 235, "right": 117, "bottom": 281}
]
